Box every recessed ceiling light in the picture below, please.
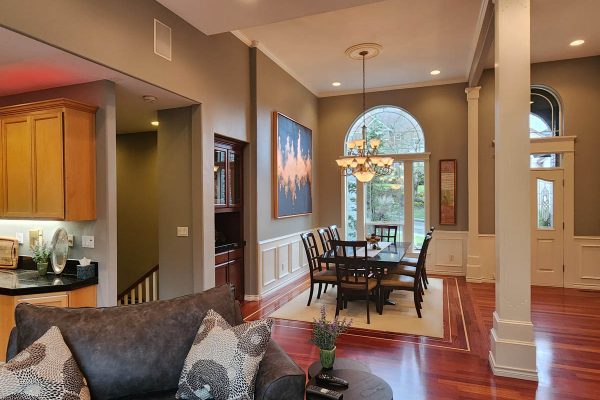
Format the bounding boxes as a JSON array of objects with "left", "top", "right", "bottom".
[
  {"left": 142, "top": 95, "right": 157, "bottom": 102},
  {"left": 570, "top": 39, "right": 585, "bottom": 46},
  {"left": 332, "top": 82, "right": 341, "bottom": 87},
  {"left": 151, "top": 121, "right": 159, "bottom": 126},
  {"left": 430, "top": 70, "right": 441, "bottom": 75}
]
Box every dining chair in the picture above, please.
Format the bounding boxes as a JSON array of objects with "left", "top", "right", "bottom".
[
  {"left": 397, "top": 227, "right": 434, "bottom": 288},
  {"left": 316, "top": 227, "right": 335, "bottom": 293},
  {"left": 330, "top": 240, "right": 378, "bottom": 324},
  {"left": 373, "top": 225, "right": 398, "bottom": 242},
  {"left": 328, "top": 224, "right": 341, "bottom": 241},
  {"left": 378, "top": 233, "right": 432, "bottom": 318},
  {"left": 301, "top": 232, "right": 337, "bottom": 306}
]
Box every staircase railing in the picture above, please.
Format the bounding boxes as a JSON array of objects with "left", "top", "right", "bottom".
[{"left": 118, "top": 265, "right": 159, "bottom": 305}]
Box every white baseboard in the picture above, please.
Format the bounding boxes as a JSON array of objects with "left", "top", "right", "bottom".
[
  {"left": 488, "top": 351, "right": 538, "bottom": 381},
  {"left": 243, "top": 294, "right": 261, "bottom": 302}
]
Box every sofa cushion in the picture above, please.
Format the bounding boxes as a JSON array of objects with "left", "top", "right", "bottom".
[
  {"left": 14, "top": 284, "right": 238, "bottom": 400},
  {"left": 176, "top": 310, "right": 273, "bottom": 400},
  {"left": 0, "top": 326, "right": 91, "bottom": 399}
]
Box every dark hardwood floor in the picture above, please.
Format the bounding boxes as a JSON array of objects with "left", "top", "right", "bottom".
[{"left": 242, "top": 275, "right": 600, "bottom": 399}]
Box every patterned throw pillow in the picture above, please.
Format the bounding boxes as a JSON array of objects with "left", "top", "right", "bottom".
[
  {"left": 176, "top": 310, "right": 273, "bottom": 400},
  {"left": 0, "top": 326, "right": 90, "bottom": 400}
]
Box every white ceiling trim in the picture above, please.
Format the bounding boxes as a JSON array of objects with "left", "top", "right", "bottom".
[
  {"left": 466, "top": 0, "right": 493, "bottom": 78},
  {"left": 232, "top": 30, "right": 318, "bottom": 97},
  {"left": 319, "top": 78, "right": 467, "bottom": 98}
]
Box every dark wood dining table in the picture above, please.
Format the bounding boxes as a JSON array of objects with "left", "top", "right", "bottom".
[
  {"left": 318, "top": 241, "right": 412, "bottom": 306},
  {"left": 318, "top": 241, "right": 412, "bottom": 269}
]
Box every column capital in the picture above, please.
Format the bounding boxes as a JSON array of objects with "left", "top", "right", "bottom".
[{"left": 465, "top": 86, "right": 481, "bottom": 100}]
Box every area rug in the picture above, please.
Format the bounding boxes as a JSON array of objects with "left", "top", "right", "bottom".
[{"left": 268, "top": 278, "right": 444, "bottom": 338}]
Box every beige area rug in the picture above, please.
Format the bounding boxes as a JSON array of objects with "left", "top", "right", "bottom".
[{"left": 269, "top": 278, "right": 444, "bottom": 338}]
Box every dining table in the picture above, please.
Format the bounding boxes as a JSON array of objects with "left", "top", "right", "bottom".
[{"left": 319, "top": 241, "right": 412, "bottom": 306}]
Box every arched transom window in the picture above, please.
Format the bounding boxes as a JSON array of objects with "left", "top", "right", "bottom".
[{"left": 344, "top": 106, "right": 430, "bottom": 252}]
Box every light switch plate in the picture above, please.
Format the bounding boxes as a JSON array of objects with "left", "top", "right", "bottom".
[
  {"left": 82, "top": 236, "right": 95, "bottom": 248},
  {"left": 67, "top": 235, "right": 74, "bottom": 247},
  {"left": 16, "top": 233, "right": 24, "bottom": 244},
  {"left": 177, "top": 227, "right": 189, "bottom": 237}
]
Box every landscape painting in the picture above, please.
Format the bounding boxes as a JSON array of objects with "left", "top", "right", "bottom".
[{"left": 273, "top": 112, "right": 313, "bottom": 218}]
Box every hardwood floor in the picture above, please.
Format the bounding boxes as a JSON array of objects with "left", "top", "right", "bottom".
[{"left": 242, "top": 275, "right": 600, "bottom": 399}]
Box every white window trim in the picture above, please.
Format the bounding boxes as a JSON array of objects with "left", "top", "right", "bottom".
[{"left": 341, "top": 152, "right": 431, "bottom": 254}]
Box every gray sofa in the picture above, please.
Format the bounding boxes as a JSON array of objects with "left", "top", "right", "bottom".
[{"left": 6, "top": 284, "right": 305, "bottom": 400}]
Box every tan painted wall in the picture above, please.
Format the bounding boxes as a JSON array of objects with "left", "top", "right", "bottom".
[
  {"left": 478, "top": 56, "right": 600, "bottom": 236},
  {"left": 318, "top": 83, "right": 469, "bottom": 232},
  {"left": 116, "top": 132, "right": 158, "bottom": 294},
  {"left": 0, "top": 0, "right": 251, "bottom": 293},
  {"left": 244, "top": 49, "right": 319, "bottom": 295}
]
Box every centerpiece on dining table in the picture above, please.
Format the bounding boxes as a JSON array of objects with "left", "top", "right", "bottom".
[
  {"left": 366, "top": 233, "right": 381, "bottom": 250},
  {"left": 310, "top": 306, "right": 352, "bottom": 370}
]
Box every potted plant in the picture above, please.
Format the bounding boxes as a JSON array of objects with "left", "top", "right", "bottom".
[
  {"left": 32, "top": 243, "right": 51, "bottom": 276},
  {"left": 310, "top": 306, "right": 352, "bottom": 370}
]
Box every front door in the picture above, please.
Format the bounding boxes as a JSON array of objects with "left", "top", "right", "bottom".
[{"left": 530, "top": 169, "right": 564, "bottom": 286}]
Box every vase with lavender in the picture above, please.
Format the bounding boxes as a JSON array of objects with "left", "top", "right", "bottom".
[{"left": 310, "top": 305, "right": 352, "bottom": 370}]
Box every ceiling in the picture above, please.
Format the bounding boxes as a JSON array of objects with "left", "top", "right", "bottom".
[
  {"left": 0, "top": 27, "right": 196, "bottom": 134},
  {"left": 156, "top": 0, "right": 384, "bottom": 35},
  {"left": 160, "top": 0, "right": 600, "bottom": 97}
]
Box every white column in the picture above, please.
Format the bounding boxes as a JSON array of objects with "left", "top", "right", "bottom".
[
  {"left": 489, "top": 0, "right": 537, "bottom": 381},
  {"left": 466, "top": 87, "right": 482, "bottom": 282}
]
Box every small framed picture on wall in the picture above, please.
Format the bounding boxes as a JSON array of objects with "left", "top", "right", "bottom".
[{"left": 439, "top": 159, "right": 457, "bottom": 225}]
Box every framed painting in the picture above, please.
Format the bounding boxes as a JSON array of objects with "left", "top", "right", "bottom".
[
  {"left": 273, "top": 112, "right": 313, "bottom": 218},
  {"left": 439, "top": 159, "right": 457, "bottom": 225}
]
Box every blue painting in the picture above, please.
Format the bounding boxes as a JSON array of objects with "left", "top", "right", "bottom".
[{"left": 273, "top": 112, "right": 313, "bottom": 218}]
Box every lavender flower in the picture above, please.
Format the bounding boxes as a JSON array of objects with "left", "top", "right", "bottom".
[{"left": 309, "top": 305, "right": 352, "bottom": 350}]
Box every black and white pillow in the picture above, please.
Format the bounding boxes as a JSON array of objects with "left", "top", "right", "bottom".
[
  {"left": 176, "top": 309, "right": 273, "bottom": 400},
  {"left": 0, "top": 325, "right": 90, "bottom": 400}
]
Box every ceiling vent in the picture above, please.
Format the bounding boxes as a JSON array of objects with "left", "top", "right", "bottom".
[{"left": 154, "top": 19, "right": 172, "bottom": 61}]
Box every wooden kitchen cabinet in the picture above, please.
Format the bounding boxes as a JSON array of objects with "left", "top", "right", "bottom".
[
  {"left": 0, "top": 285, "right": 97, "bottom": 361},
  {"left": 215, "top": 247, "right": 244, "bottom": 301},
  {"left": 0, "top": 99, "right": 97, "bottom": 220}
]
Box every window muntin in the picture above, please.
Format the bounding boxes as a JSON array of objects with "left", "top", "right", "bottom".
[
  {"left": 346, "top": 106, "right": 425, "bottom": 154},
  {"left": 344, "top": 106, "right": 427, "bottom": 246}
]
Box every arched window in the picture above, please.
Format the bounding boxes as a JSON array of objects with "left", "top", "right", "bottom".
[
  {"left": 343, "top": 106, "right": 429, "bottom": 251},
  {"left": 530, "top": 86, "right": 562, "bottom": 167}
]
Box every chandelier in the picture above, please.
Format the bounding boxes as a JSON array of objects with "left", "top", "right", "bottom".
[{"left": 336, "top": 45, "right": 393, "bottom": 183}]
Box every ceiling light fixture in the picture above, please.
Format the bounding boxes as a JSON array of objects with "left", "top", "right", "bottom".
[
  {"left": 569, "top": 39, "right": 585, "bottom": 46},
  {"left": 151, "top": 121, "right": 159, "bottom": 126},
  {"left": 143, "top": 95, "right": 158, "bottom": 102},
  {"left": 336, "top": 44, "right": 392, "bottom": 183},
  {"left": 430, "top": 70, "right": 441, "bottom": 75},
  {"left": 332, "top": 82, "right": 341, "bottom": 87}
]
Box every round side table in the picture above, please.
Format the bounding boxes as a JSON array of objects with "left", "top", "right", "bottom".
[
  {"left": 307, "top": 358, "right": 371, "bottom": 379},
  {"left": 306, "top": 369, "right": 393, "bottom": 400}
]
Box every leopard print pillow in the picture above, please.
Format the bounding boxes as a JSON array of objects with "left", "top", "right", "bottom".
[
  {"left": 176, "top": 309, "right": 273, "bottom": 400},
  {"left": 0, "top": 326, "right": 90, "bottom": 400}
]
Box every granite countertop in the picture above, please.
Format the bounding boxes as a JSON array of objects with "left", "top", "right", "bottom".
[{"left": 0, "top": 258, "right": 98, "bottom": 296}]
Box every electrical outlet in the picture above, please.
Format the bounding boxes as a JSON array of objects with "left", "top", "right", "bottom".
[
  {"left": 82, "top": 236, "right": 95, "bottom": 248},
  {"left": 177, "top": 227, "right": 189, "bottom": 237},
  {"left": 449, "top": 254, "right": 455, "bottom": 262},
  {"left": 67, "top": 235, "right": 74, "bottom": 247},
  {"left": 15, "top": 233, "right": 24, "bottom": 244}
]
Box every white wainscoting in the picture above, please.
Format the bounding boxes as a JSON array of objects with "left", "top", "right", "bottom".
[
  {"left": 474, "top": 234, "right": 600, "bottom": 290},
  {"left": 256, "top": 231, "right": 311, "bottom": 299},
  {"left": 426, "top": 230, "right": 468, "bottom": 276}
]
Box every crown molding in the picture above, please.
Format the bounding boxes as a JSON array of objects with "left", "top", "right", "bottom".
[
  {"left": 319, "top": 78, "right": 467, "bottom": 98},
  {"left": 231, "top": 30, "right": 318, "bottom": 97}
]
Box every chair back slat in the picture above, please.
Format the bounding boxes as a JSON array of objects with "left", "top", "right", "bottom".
[
  {"left": 373, "top": 225, "right": 398, "bottom": 242},
  {"left": 330, "top": 240, "right": 369, "bottom": 286},
  {"left": 317, "top": 227, "right": 333, "bottom": 252},
  {"left": 301, "top": 232, "right": 321, "bottom": 277},
  {"left": 328, "top": 224, "right": 341, "bottom": 241}
]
